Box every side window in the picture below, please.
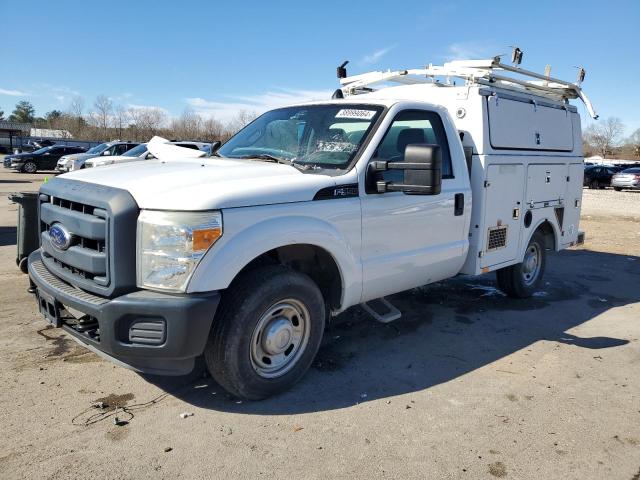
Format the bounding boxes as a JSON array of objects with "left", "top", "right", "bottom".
[
  {"left": 116, "top": 144, "right": 129, "bottom": 155},
  {"left": 374, "top": 110, "right": 453, "bottom": 182}
]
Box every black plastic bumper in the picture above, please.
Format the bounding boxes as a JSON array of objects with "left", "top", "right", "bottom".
[{"left": 28, "top": 250, "right": 220, "bottom": 375}]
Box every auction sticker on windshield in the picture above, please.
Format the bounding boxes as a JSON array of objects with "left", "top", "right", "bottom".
[{"left": 335, "top": 109, "right": 377, "bottom": 120}]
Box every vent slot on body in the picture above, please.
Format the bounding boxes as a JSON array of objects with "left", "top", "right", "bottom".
[{"left": 487, "top": 226, "right": 508, "bottom": 251}]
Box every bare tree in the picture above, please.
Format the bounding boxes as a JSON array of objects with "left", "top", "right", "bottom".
[
  {"left": 113, "top": 105, "right": 129, "bottom": 139},
  {"left": 224, "top": 110, "right": 257, "bottom": 140},
  {"left": 92, "top": 95, "right": 114, "bottom": 138},
  {"left": 128, "top": 107, "right": 167, "bottom": 140},
  {"left": 170, "top": 108, "right": 203, "bottom": 140},
  {"left": 65, "top": 96, "right": 86, "bottom": 138},
  {"left": 583, "top": 117, "right": 625, "bottom": 158},
  {"left": 625, "top": 128, "right": 640, "bottom": 159},
  {"left": 202, "top": 117, "right": 225, "bottom": 142}
]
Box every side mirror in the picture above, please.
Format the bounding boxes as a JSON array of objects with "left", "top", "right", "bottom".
[
  {"left": 102, "top": 150, "right": 111, "bottom": 156},
  {"left": 209, "top": 141, "right": 221, "bottom": 155},
  {"left": 369, "top": 144, "right": 442, "bottom": 195}
]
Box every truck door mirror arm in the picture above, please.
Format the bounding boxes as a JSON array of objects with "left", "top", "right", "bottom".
[{"left": 368, "top": 144, "right": 442, "bottom": 195}]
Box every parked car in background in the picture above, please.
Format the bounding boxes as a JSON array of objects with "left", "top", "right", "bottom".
[
  {"left": 13, "top": 139, "right": 57, "bottom": 154},
  {"left": 3, "top": 145, "right": 86, "bottom": 173},
  {"left": 56, "top": 141, "right": 139, "bottom": 172},
  {"left": 611, "top": 167, "right": 640, "bottom": 191},
  {"left": 583, "top": 165, "right": 622, "bottom": 189},
  {"left": 85, "top": 141, "right": 210, "bottom": 168}
]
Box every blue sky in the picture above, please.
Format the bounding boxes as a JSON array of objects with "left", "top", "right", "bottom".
[{"left": 1, "top": 0, "right": 639, "bottom": 134}]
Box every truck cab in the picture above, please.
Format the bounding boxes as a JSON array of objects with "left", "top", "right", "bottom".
[{"left": 28, "top": 57, "right": 594, "bottom": 399}]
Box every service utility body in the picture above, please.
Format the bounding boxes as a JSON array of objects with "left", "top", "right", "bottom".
[{"left": 28, "top": 53, "right": 595, "bottom": 399}]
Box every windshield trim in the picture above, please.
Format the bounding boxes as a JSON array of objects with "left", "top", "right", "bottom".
[{"left": 218, "top": 102, "right": 389, "bottom": 175}]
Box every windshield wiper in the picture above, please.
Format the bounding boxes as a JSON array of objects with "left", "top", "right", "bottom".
[{"left": 237, "top": 154, "right": 311, "bottom": 171}]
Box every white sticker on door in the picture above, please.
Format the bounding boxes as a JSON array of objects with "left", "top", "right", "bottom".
[{"left": 335, "top": 109, "right": 377, "bottom": 120}]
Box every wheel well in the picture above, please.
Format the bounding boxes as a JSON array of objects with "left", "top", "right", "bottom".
[
  {"left": 533, "top": 220, "right": 556, "bottom": 250},
  {"left": 236, "top": 244, "right": 343, "bottom": 310}
]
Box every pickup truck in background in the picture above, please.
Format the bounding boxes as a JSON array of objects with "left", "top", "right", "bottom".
[{"left": 27, "top": 55, "right": 594, "bottom": 399}]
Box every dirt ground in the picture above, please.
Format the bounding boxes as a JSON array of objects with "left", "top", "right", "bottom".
[{"left": 0, "top": 165, "right": 639, "bottom": 480}]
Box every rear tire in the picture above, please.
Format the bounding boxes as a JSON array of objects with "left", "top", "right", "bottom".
[
  {"left": 496, "top": 232, "right": 546, "bottom": 298},
  {"left": 589, "top": 180, "right": 598, "bottom": 189},
  {"left": 204, "top": 265, "right": 325, "bottom": 400}
]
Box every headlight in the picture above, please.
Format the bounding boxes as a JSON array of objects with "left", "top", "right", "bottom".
[{"left": 137, "top": 210, "right": 223, "bottom": 292}]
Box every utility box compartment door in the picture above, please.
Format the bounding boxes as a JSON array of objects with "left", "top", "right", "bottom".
[
  {"left": 561, "top": 163, "right": 584, "bottom": 245},
  {"left": 526, "top": 164, "right": 567, "bottom": 207},
  {"left": 487, "top": 96, "right": 574, "bottom": 151},
  {"left": 481, "top": 164, "right": 524, "bottom": 268}
]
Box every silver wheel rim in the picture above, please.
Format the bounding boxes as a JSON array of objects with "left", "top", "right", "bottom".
[
  {"left": 250, "top": 299, "right": 310, "bottom": 378},
  {"left": 24, "top": 162, "right": 36, "bottom": 173},
  {"left": 522, "top": 243, "right": 541, "bottom": 286}
]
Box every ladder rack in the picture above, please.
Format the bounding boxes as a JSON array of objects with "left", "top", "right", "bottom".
[{"left": 339, "top": 57, "right": 598, "bottom": 119}]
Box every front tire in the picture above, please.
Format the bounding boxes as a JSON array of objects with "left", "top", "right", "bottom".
[
  {"left": 21, "top": 161, "right": 37, "bottom": 173},
  {"left": 496, "top": 232, "right": 546, "bottom": 298},
  {"left": 204, "top": 265, "right": 325, "bottom": 400},
  {"left": 614, "top": 187, "right": 623, "bottom": 191}
]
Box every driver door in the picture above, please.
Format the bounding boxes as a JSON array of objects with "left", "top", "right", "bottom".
[{"left": 360, "top": 108, "right": 467, "bottom": 302}]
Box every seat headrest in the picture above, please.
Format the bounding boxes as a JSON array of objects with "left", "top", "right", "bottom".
[{"left": 396, "top": 128, "right": 425, "bottom": 153}]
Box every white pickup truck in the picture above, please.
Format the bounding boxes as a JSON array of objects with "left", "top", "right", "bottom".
[{"left": 28, "top": 56, "right": 594, "bottom": 399}]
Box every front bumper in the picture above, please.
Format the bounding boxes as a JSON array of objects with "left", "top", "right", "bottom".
[
  {"left": 28, "top": 250, "right": 220, "bottom": 375},
  {"left": 7, "top": 161, "right": 24, "bottom": 170}
]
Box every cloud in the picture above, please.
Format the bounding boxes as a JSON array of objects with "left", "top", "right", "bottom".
[
  {"left": 126, "top": 103, "right": 169, "bottom": 114},
  {"left": 185, "top": 88, "right": 332, "bottom": 121},
  {"left": 359, "top": 46, "right": 395, "bottom": 66},
  {"left": 444, "top": 42, "right": 497, "bottom": 61},
  {"left": 34, "top": 84, "right": 81, "bottom": 104},
  {"left": 0, "top": 87, "right": 28, "bottom": 96}
]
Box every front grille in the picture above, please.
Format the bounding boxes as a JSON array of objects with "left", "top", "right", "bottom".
[
  {"left": 40, "top": 196, "right": 110, "bottom": 288},
  {"left": 39, "top": 178, "right": 139, "bottom": 298},
  {"left": 487, "top": 226, "right": 508, "bottom": 251}
]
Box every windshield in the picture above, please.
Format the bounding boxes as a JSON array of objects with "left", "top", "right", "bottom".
[
  {"left": 32, "top": 146, "right": 54, "bottom": 155},
  {"left": 217, "top": 104, "right": 384, "bottom": 169},
  {"left": 123, "top": 143, "right": 148, "bottom": 157},
  {"left": 86, "top": 143, "right": 109, "bottom": 154}
]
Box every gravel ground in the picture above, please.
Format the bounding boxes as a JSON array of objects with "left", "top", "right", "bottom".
[{"left": 0, "top": 167, "right": 639, "bottom": 480}]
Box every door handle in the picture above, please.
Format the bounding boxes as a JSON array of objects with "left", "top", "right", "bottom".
[{"left": 454, "top": 193, "right": 464, "bottom": 216}]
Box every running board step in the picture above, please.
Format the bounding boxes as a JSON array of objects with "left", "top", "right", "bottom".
[{"left": 361, "top": 297, "right": 401, "bottom": 323}]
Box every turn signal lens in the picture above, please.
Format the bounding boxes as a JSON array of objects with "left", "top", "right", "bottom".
[{"left": 193, "top": 227, "right": 222, "bottom": 251}]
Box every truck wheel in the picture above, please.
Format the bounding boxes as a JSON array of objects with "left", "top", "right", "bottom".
[
  {"left": 496, "top": 232, "right": 546, "bottom": 298},
  {"left": 204, "top": 265, "right": 325, "bottom": 400},
  {"left": 22, "top": 161, "right": 37, "bottom": 173},
  {"left": 613, "top": 187, "right": 623, "bottom": 192}
]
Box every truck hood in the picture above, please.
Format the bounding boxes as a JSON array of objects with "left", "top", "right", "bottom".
[{"left": 60, "top": 158, "right": 340, "bottom": 209}]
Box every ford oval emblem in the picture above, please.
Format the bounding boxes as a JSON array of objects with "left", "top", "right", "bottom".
[{"left": 49, "top": 224, "right": 74, "bottom": 250}]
